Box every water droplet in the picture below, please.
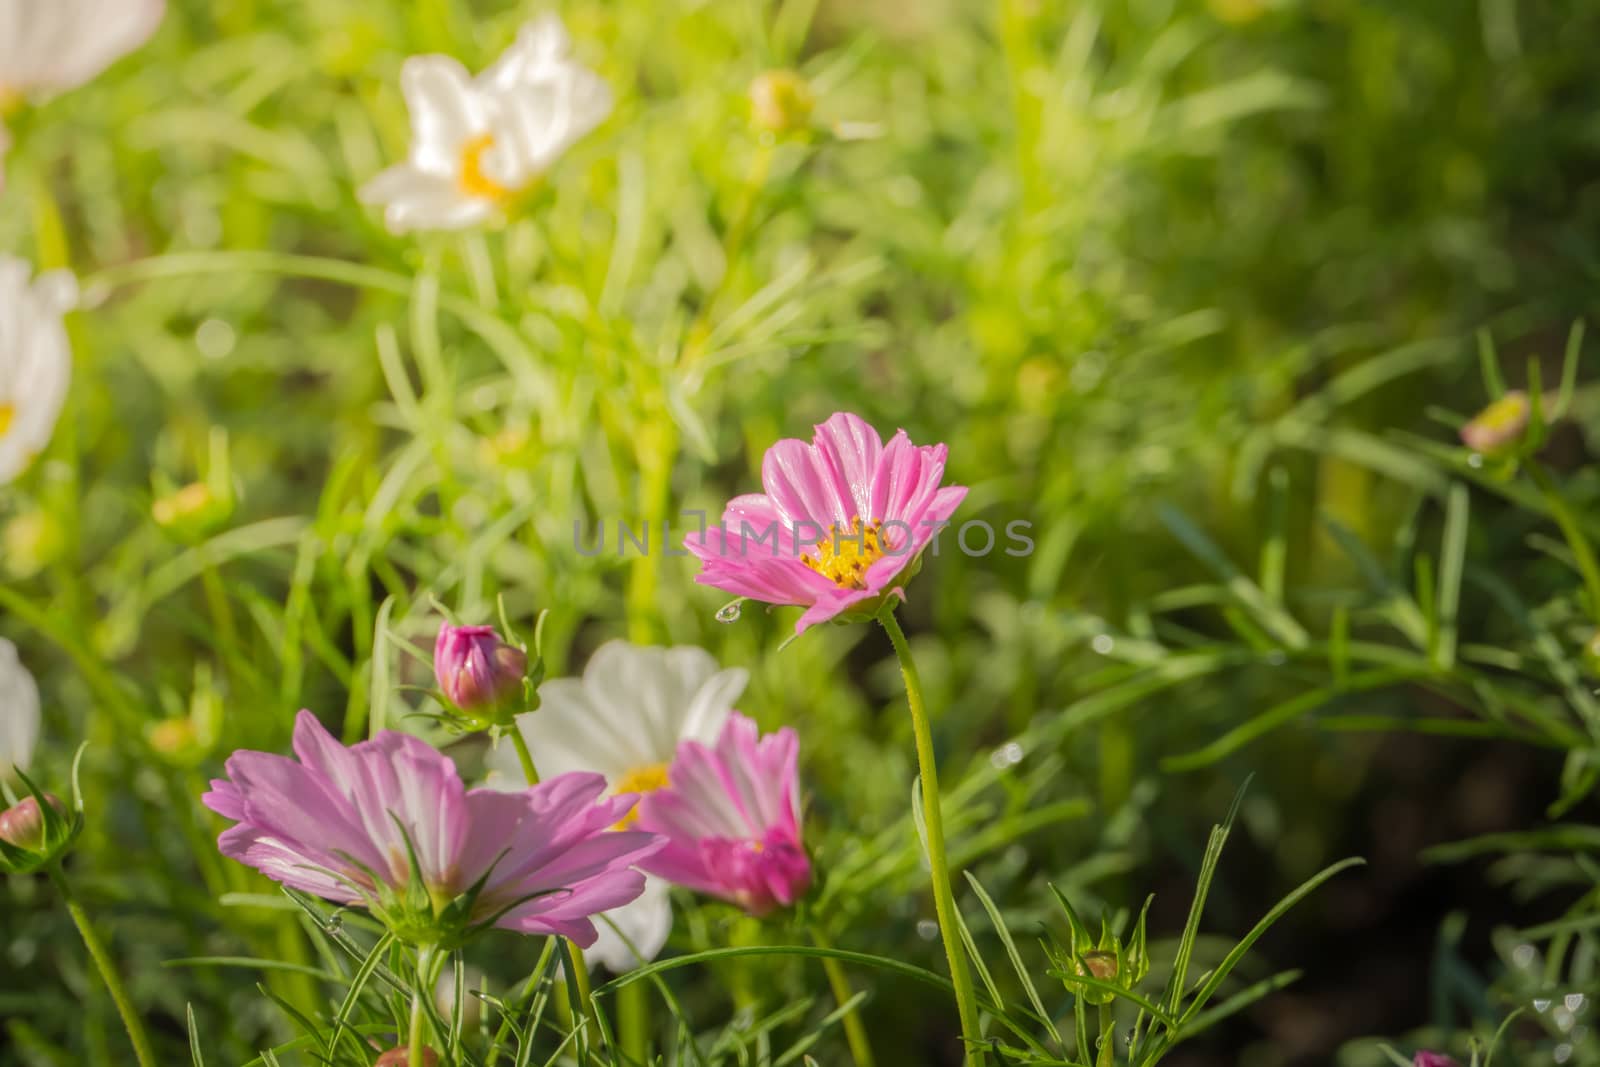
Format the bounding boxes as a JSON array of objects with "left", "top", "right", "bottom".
[
  {"left": 1467, "top": 453, "right": 1484, "bottom": 469},
  {"left": 916, "top": 920, "right": 939, "bottom": 941},
  {"left": 1535, "top": 998, "right": 1553, "bottom": 1013},
  {"left": 1555, "top": 1006, "right": 1574, "bottom": 1031},
  {"left": 1514, "top": 943, "right": 1536, "bottom": 968},
  {"left": 195, "top": 318, "right": 236, "bottom": 360},
  {"left": 1566, "top": 993, "right": 1587, "bottom": 1013},
  {"left": 715, "top": 601, "right": 743, "bottom": 623},
  {"left": 1091, "top": 635, "right": 1115, "bottom": 655},
  {"left": 1555, "top": 1042, "right": 1572, "bottom": 1064},
  {"left": 989, "top": 742, "right": 1024, "bottom": 770}
]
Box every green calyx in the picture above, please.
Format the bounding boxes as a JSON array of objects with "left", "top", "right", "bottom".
[
  {"left": 1046, "top": 885, "right": 1152, "bottom": 1005},
  {"left": 0, "top": 765, "right": 86, "bottom": 876}
]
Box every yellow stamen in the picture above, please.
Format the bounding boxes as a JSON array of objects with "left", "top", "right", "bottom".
[
  {"left": 613, "top": 763, "right": 671, "bottom": 829},
  {"left": 458, "top": 133, "right": 514, "bottom": 202},
  {"left": 803, "top": 518, "right": 887, "bottom": 590},
  {"left": 0, "top": 402, "right": 13, "bottom": 437}
]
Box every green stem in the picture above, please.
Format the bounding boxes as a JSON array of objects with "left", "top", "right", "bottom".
[
  {"left": 1097, "top": 1002, "right": 1114, "bottom": 1067},
  {"left": 506, "top": 735, "right": 602, "bottom": 1057},
  {"left": 409, "top": 944, "right": 439, "bottom": 1067},
  {"left": 618, "top": 978, "right": 649, "bottom": 1061},
  {"left": 508, "top": 728, "right": 541, "bottom": 786},
  {"left": 1528, "top": 460, "right": 1600, "bottom": 627},
  {"left": 48, "top": 866, "right": 158, "bottom": 1067},
  {"left": 811, "top": 927, "right": 876, "bottom": 1067},
  {"left": 879, "top": 609, "right": 984, "bottom": 1066}
]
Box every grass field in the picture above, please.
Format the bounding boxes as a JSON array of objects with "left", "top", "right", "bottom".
[{"left": 3, "top": 1, "right": 1600, "bottom": 1065}]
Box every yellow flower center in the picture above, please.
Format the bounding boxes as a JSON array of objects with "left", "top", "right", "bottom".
[
  {"left": 0, "top": 402, "right": 14, "bottom": 437},
  {"left": 803, "top": 518, "right": 887, "bottom": 590},
  {"left": 458, "top": 134, "right": 514, "bottom": 202},
  {"left": 612, "top": 762, "right": 671, "bottom": 829}
]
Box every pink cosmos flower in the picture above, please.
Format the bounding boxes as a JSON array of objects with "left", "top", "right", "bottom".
[
  {"left": 635, "top": 713, "right": 809, "bottom": 917},
  {"left": 203, "top": 711, "right": 661, "bottom": 947},
  {"left": 684, "top": 412, "right": 967, "bottom": 633}
]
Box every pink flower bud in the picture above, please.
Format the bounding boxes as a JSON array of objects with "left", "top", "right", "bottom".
[
  {"left": 0, "top": 794, "right": 61, "bottom": 852},
  {"left": 374, "top": 1048, "right": 438, "bottom": 1067},
  {"left": 1414, "top": 1053, "right": 1458, "bottom": 1067},
  {"left": 433, "top": 624, "right": 528, "bottom": 720},
  {"left": 1460, "top": 391, "right": 1531, "bottom": 454}
]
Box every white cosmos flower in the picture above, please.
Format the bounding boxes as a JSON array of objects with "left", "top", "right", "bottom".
[
  {"left": 0, "top": 0, "right": 165, "bottom": 188},
  {"left": 0, "top": 639, "right": 40, "bottom": 779},
  {"left": 0, "top": 257, "right": 76, "bottom": 484},
  {"left": 359, "top": 14, "right": 612, "bottom": 234},
  {"left": 492, "top": 640, "right": 749, "bottom": 969}
]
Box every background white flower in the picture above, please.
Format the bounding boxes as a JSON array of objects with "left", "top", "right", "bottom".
[
  {"left": 0, "top": 257, "right": 76, "bottom": 484},
  {"left": 359, "top": 14, "right": 612, "bottom": 234},
  {"left": 0, "top": 638, "right": 40, "bottom": 780},
  {"left": 492, "top": 640, "right": 748, "bottom": 969},
  {"left": 0, "top": 0, "right": 164, "bottom": 95},
  {"left": 586, "top": 875, "right": 673, "bottom": 972},
  {"left": 0, "top": 0, "right": 165, "bottom": 189},
  {"left": 497, "top": 640, "right": 748, "bottom": 789}
]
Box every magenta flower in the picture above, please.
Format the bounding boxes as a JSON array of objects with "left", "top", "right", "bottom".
[
  {"left": 1413, "top": 1054, "right": 1457, "bottom": 1067},
  {"left": 685, "top": 412, "right": 967, "bottom": 633},
  {"left": 434, "top": 623, "right": 529, "bottom": 723},
  {"left": 635, "top": 713, "right": 810, "bottom": 916},
  {"left": 203, "top": 711, "right": 661, "bottom": 947}
]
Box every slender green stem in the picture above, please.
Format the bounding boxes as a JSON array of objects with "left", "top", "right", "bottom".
[
  {"left": 508, "top": 728, "right": 541, "bottom": 786},
  {"left": 506, "top": 735, "right": 602, "bottom": 1057},
  {"left": 47, "top": 867, "right": 158, "bottom": 1067},
  {"left": 811, "top": 927, "right": 876, "bottom": 1067},
  {"left": 1097, "top": 1002, "right": 1115, "bottom": 1067},
  {"left": 1528, "top": 460, "right": 1600, "bottom": 627},
  {"left": 879, "top": 608, "right": 985, "bottom": 1066},
  {"left": 618, "top": 978, "right": 649, "bottom": 1061}
]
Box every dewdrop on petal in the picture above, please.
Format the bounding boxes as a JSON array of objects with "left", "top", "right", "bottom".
[{"left": 748, "top": 70, "right": 813, "bottom": 136}]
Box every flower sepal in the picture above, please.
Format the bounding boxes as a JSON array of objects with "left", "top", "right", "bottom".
[
  {"left": 1044, "top": 886, "right": 1151, "bottom": 1006},
  {"left": 0, "top": 764, "right": 85, "bottom": 876}
]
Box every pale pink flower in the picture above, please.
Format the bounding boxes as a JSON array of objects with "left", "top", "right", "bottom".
[
  {"left": 636, "top": 714, "right": 809, "bottom": 917},
  {"left": 203, "top": 711, "right": 661, "bottom": 946},
  {"left": 685, "top": 412, "right": 967, "bottom": 633}
]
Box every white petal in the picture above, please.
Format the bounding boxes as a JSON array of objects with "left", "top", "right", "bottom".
[
  {"left": 399, "top": 55, "right": 488, "bottom": 175},
  {"left": 499, "top": 641, "right": 746, "bottom": 787},
  {"left": 0, "top": 639, "right": 40, "bottom": 777},
  {"left": 0, "top": 255, "right": 74, "bottom": 484},
  {"left": 0, "top": 0, "right": 164, "bottom": 93},
  {"left": 479, "top": 14, "right": 573, "bottom": 94},
  {"left": 585, "top": 878, "right": 673, "bottom": 972},
  {"left": 359, "top": 164, "right": 490, "bottom": 235}
]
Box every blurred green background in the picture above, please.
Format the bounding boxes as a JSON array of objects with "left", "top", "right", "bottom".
[{"left": 3, "top": 0, "right": 1600, "bottom": 1063}]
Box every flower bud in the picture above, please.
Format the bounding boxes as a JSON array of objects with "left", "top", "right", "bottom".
[
  {"left": 0, "top": 792, "right": 77, "bottom": 873},
  {"left": 0, "top": 795, "right": 56, "bottom": 851},
  {"left": 433, "top": 624, "right": 528, "bottom": 725},
  {"left": 1460, "top": 391, "right": 1531, "bottom": 455},
  {"left": 748, "top": 70, "right": 813, "bottom": 136},
  {"left": 374, "top": 1048, "right": 438, "bottom": 1067},
  {"left": 1413, "top": 1053, "right": 1457, "bottom": 1067}
]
